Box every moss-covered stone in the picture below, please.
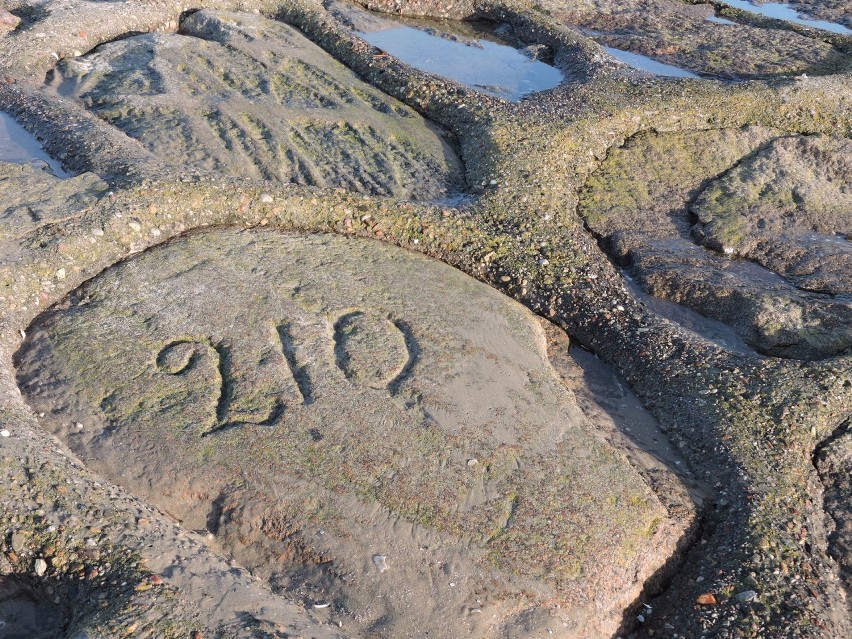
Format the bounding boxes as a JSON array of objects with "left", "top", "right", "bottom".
[
  {"left": 52, "top": 10, "right": 465, "bottom": 200},
  {"left": 693, "top": 134, "right": 852, "bottom": 295}
]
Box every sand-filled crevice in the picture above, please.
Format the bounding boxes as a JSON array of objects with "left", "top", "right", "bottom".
[{"left": 813, "top": 417, "right": 852, "bottom": 602}]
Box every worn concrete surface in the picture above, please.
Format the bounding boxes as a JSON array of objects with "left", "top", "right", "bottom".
[{"left": 0, "top": 1, "right": 850, "bottom": 638}]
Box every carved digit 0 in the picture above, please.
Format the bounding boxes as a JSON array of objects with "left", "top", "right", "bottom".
[{"left": 333, "top": 311, "right": 416, "bottom": 391}]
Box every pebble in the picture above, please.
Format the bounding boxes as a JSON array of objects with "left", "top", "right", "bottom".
[
  {"left": 0, "top": 9, "right": 21, "bottom": 30},
  {"left": 260, "top": 193, "right": 274, "bottom": 203},
  {"left": 34, "top": 558, "right": 48, "bottom": 576},
  {"left": 55, "top": 268, "right": 66, "bottom": 280},
  {"left": 372, "top": 554, "right": 388, "bottom": 573},
  {"left": 736, "top": 590, "right": 758, "bottom": 602},
  {"left": 11, "top": 532, "right": 25, "bottom": 552},
  {"left": 128, "top": 221, "right": 142, "bottom": 232},
  {"left": 0, "top": 430, "right": 9, "bottom": 437}
]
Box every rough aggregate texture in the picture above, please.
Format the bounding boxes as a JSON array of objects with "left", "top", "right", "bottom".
[
  {"left": 0, "top": 0, "right": 851, "bottom": 638},
  {"left": 814, "top": 421, "right": 852, "bottom": 602}
]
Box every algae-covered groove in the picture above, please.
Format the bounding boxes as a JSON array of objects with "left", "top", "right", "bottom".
[{"left": 614, "top": 510, "right": 707, "bottom": 638}]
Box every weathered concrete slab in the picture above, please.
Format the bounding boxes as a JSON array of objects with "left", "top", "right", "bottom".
[
  {"left": 579, "top": 128, "right": 852, "bottom": 360},
  {"left": 52, "top": 10, "right": 465, "bottom": 200},
  {"left": 15, "top": 229, "right": 693, "bottom": 638},
  {"left": 692, "top": 134, "right": 852, "bottom": 296},
  {"left": 0, "top": 162, "right": 107, "bottom": 241}
]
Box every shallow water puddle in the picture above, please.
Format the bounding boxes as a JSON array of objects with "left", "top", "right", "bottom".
[
  {"left": 722, "top": 0, "right": 851, "bottom": 35},
  {"left": 602, "top": 46, "right": 700, "bottom": 78},
  {"left": 356, "top": 26, "right": 563, "bottom": 101},
  {"left": 0, "top": 112, "right": 68, "bottom": 176},
  {"left": 707, "top": 15, "right": 737, "bottom": 26}
]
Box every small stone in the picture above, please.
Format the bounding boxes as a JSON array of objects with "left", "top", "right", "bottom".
[
  {"left": 735, "top": 590, "right": 757, "bottom": 602},
  {"left": 34, "top": 558, "right": 48, "bottom": 576},
  {"left": 0, "top": 9, "right": 20, "bottom": 31},
  {"left": 537, "top": 258, "right": 549, "bottom": 266},
  {"left": 467, "top": 458, "right": 478, "bottom": 466},
  {"left": 372, "top": 554, "right": 388, "bottom": 573},
  {"left": 696, "top": 593, "right": 717, "bottom": 605},
  {"left": 55, "top": 269, "right": 66, "bottom": 280},
  {"left": 149, "top": 574, "right": 164, "bottom": 585},
  {"left": 128, "top": 221, "right": 142, "bottom": 232},
  {"left": 260, "top": 193, "right": 274, "bottom": 203},
  {"left": 11, "top": 532, "right": 25, "bottom": 552},
  {"left": 0, "top": 430, "right": 9, "bottom": 438}
]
